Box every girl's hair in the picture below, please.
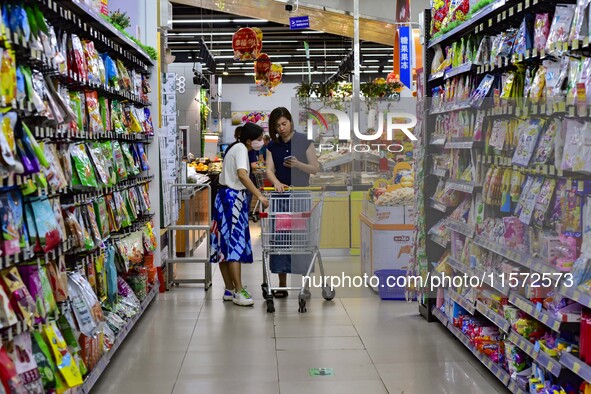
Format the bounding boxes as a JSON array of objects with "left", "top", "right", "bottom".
[
  {"left": 234, "top": 126, "right": 243, "bottom": 141},
  {"left": 224, "top": 123, "right": 263, "bottom": 158},
  {"left": 269, "top": 107, "right": 293, "bottom": 142}
]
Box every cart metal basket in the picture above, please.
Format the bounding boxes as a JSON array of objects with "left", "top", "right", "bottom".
[{"left": 259, "top": 189, "right": 335, "bottom": 313}]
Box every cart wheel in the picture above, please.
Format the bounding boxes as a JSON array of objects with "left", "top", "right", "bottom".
[
  {"left": 298, "top": 299, "right": 307, "bottom": 313},
  {"left": 322, "top": 288, "right": 335, "bottom": 301},
  {"left": 251, "top": 214, "right": 259, "bottom": 223},
  {"left": 261, "top": 283, "right": 269, "bottom": 299},
  {"left": 266, "top": 299, "right": 275, "bottom": 313}
]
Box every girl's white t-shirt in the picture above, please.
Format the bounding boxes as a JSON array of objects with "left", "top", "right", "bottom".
[{"left": 219, "top": 143, "right": 249, "bottom": 190}]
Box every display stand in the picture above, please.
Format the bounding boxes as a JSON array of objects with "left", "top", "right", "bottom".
[{"left": 421, "top": 0, "right": 591, "bottom": 391}]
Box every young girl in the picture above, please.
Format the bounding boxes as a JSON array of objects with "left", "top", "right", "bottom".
[{"left": 210, "top": 123, "right": 269, "bottom": 306}]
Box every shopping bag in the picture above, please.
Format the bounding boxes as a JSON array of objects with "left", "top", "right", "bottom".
[{"left": 276, "top": 213, "right": 308, "bottom": 231}]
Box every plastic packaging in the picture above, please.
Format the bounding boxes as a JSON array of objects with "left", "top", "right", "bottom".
[
  {"left": 10, "top": 333, "right": 44, "bottom": 394},
  {"left": 546, "top": 4, "right": 576, "bottom": 55},
  {"left": 42, "top": 321, "right": 83, "bottom": 387},
  {"left": 30, "top": 197, "right": 61, "bottom": 252}
]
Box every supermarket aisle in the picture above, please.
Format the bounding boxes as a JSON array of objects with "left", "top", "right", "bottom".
[{"left": 92, "top": 225, "right": 508, "bottom": 394}]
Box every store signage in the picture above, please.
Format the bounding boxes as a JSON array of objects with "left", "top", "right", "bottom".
[
  {"left": 289, "top": 16, "right": 310, "bottom": 30},
  {"left": 398, "top": 26, "right": 412, "bottom": 88}
]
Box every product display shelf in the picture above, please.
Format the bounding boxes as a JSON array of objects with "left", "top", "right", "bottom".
[
  {"left": 428, "top": 198, "right": 452, "bottom": 213},
  {"left": 429, "top": 135, "right": 447, "bottom": 146},
  {"left": 429, "top": 100, "right": 473, "bottom": 115},
  {"left": 444, "top": 138, "right": 483, "bottom": 150},
  {"left": 449, "top": 290, "right": 476, "bottom": 314},
  {"left": 43, "top": 0, "right": 153, "bottom": 70},
  {"left": 475, "top": 301, "right": 511, "bottom": 333},
  {"left": 445, "top": 179, "right": 480, "bottom": 194},
  {"left": 430, "top": 168, "right": 448, "bottom": 177},
  {"left": 81, "top": 285, "right": 158, "bottom": 393},
  {"left": 473, "top": 349, "right": 512, "bottom": 386},
  {"left": 432, "top": 307, "right": 450, "bottom": 326},
  {"left": 508, "top": 380, "right": 529, "bottom": 394},
  {"left": 508, "top": 293, "right": 562, "bottom": 332},
  {"left": 559, "top": 351, "right": 591, "bottom": 384},
  {"left": 446, "top": 256, "right": 470, "bottom": 275},
  {"left": 508, "top": 332, "right": 562, "bottom": 377},
  {"left": 319, "top": 155, "right": 355, "bottom": 170},
  {"left": 445, "top": 218, "right": 475, "bottom": 238},
  {"left": 472, "top": 236, "right": 560, "bottom": 275},
  {"left": 558, "top": 286, "right": 591, "bottom": 309},
  {"left": 448, "top": 322, "right": 475, "bottom": 351},
  {"left": 444, "top": 62, "right": 477, "bottom": 80}
]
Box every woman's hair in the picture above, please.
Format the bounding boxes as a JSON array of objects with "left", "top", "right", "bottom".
[
  {"left": 269, "top": 107, "right": 293, "bottom": 142},
  {"left": 234, "top": 126, "right": 243, "bottom": 141},
  {"left": 263, "top": 134, "right": 271, "bottom": 142},
  {"left": 224, "top": 123, "right": 263, "bottom": 158}
]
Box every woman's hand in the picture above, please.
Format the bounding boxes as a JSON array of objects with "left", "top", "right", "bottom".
[
  {"left": 259, "top": 195, "right": 269, "bottom": 209},
  {"left": 283, "top": 157, "right": 300, "bottom": 169},
  {"left": 274, "top": 182, "right": 289, "bottom": 192}
]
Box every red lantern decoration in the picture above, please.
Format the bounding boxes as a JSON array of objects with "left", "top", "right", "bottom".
[
  {"left": 252, "top": 27, "right": 263, "bottom": 56},
  {"left": 254, "top": 53, "right": 272, "bottom": 84},
  {"left": 386, "top": 72, "right": 400, "bottom": 83},
  {"left": 232, "top": 28, "right": 258, "bottom": 61}
]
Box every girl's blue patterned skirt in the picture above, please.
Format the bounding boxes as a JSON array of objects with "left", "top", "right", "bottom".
[{"left": 210, "top": 186, "right": 253, "bottom": 264}]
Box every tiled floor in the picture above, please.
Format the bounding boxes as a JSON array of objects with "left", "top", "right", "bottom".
[{"left": 92, "top": 225, "right": 508, "bottom": 394}]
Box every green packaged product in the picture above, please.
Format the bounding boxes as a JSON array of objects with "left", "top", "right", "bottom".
[
  {"left": 70, "top": 144, "right": 98, "bottom": 188},
  {"left": 111, "top": 141, "right": 128, "bottom": 181}
]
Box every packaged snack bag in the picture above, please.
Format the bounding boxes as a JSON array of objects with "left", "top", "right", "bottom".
[
  {"left": 9, "top": 333, "right": 44, "bottom": 393},
  {"left": 42, "top": 321, "right": 83, "bottom": 387}
]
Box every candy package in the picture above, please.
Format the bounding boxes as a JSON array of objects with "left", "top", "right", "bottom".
[
  {"left": 17, "top": 265, "right": 45, "bottom": 323},
  {"left": 30, "top": 197, "right": 61, "bottom": 252},
  {"left": 546, "top": 4, "right": 576, "bottom": 55},
  {"left": 41, "top": 143, "right": 67, "bottom": 191},
  {"left": 143, "top": 108, "right": 154, "bottom": 135},
  {"left": 95, "top": 253, "right": 107, "bottom": 302},
  {"left": 111, "top": 100, "right": 125, "bottom": 133},
  {"left": 42, "top": 321, "right": 83, "bottom": 388},
  {"left": 64, "top": 207, "right": 85, "bottom": 249},
  {"left": 431, "top": 0, "right": 450, "bottom": 35},
  {"left": 0, "top": 189, "right": 24, "bottom": 256},
  {"left": 1, "top": 267, "right": 36, "bottom": 325},
  {"left": 93, "top": 197, "right": 110, "bottom": 239},
  {"left": 67, "top": 275, "right": 97, "bottom": 337},
  {"left": 31, "top": 331, "right": 62, "bottom": 393},
  {"left": 122, "top": 142, "right": 139, "bottom": 176},
  {"left": 0, "top": 277, "right": 18, "bottom": 329},
  {"left": 534, "top": 13, "right": 551, "bottom": 52},
  {"left": 87, "top": 142, "right": 110, "bottom": 187},
  {"left": 0, "top": 345, "right": 25, "bottom": 394},
  {"left": 57, "top": 315, "right": 87, "bottom": 377},
  {"left": 70, "top": 144, "right": 98, "bottom": 188},
  {"left": 470, "top": 74, "right": 495, "bottom": 108},
  {"left": 112, "top": 140, "right": 128, "bottom": 181},
  {"left": 512, "top": 118, "right": 544, "bottom": 167},
  {"left": 84, "top": 203, "right": 102, "bottom": 248},
  {"left": 561, "top": 119, "right": 587, "bottom": 171},
  {"left": 570, "top": 0, "right": 590, "bottom": 42},
  {"left": 84, "top": 40, "right": 100, "bottom": 85},
  {"left": 532, "top": 178, "right": 557, "bottom": 228},
  {"left": 528, "top": 65, "right": 546, "bottom": 102},
  {"left": 46, "top": 256, "right": 68, "bottom": 303},
  {"left": 85, "top": 91, "right": 103, "bottom": 135},
  {"left": 533, "top": 118, "right": 560, "bottom": 165},
  {"left": 70, "top": 34, "right": 88, "bottom": 80},
  {"left": 9, "top": 332, "right": 44, "bottom": 394}
]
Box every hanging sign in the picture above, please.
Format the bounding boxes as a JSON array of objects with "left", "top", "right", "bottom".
[
  {"left": 289, "top": 16, "right": 310, "bottom": 30},
  {"left": 254, "top": 53, "right": 272, "bottom": 83},
  {"left": 398, "top": 26, "right": 412, "bottom": 89},
  {"left": 232, "top": 28, "right": 258, "bottom": 61}
]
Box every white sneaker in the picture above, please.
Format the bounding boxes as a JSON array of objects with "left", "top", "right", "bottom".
[
  {"left": 233, "top": 288, "right": 254, "bottom": 306},
  {"left": 223, "top": 289, "right": 234, "bottom": 301}
]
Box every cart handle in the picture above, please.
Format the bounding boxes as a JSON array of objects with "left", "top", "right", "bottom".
[{"left": 262, "top": 186, "right": 323, "bottom": 191}]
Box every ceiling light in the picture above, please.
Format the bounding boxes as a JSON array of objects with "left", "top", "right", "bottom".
[
  {"left": 363, "top": 59, "right": 380, "bottom": 63},
  {"left": 301, "top": 30, "right": 324, "bottom": 34},
  {"left": 223, "top": 66, "right": 229, "bottom": 75},
  {"left": 233, "top": 19, "right": 268, "bottom": 23},
  {"left": 172, "top": 19, "right": 232, "bottom": 23},
  {"left": 362, "top": 47, "right": 395, "bottom": 51}
]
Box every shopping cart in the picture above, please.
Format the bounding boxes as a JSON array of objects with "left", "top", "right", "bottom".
[
  {"left": 251, "top": 170, "right": 272, "bottom": 222},
  {"left": 259, "top": 188, "right": 335, "bottom": 313}
]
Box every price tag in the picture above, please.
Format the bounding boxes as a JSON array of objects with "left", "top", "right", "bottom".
[
  {"left": 573, "top": 361, "right": 582, "bottom": 374},
  {"left": 540, "top": 49, "right": 546, "bottom": 58},
  {"left": 536, "top": 302, "right": 543, "bottom": 312},
  {"left": 573, "top": 40, "right": 580, "bottom": 50},
  {"left": 564, "top": 42, "right": 569, "bottom": 53},
  {"left": 497, "top": 14, "right": 501, "bottom": 23},
  {"left": 525, "top": 0, "right": 530, "bottom": 8},
  {"left": 518, "top": 3, "right": 523, "bottom": 12},
  {"left": 502, "top": 11, "right": 507, "bottom": 19},
  {"left": 534, "top": 341, "right": 541, "bottom": 353},
  {"left": 509, "top": 7, "right": 514, "bottom": 16}
]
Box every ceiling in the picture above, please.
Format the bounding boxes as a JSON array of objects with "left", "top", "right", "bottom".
[{"left": 168, "top": 2, "right": 395, "bottom": 83}]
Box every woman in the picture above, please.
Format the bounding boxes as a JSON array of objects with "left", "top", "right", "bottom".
[
  {"left": 210, "top": 123, "right": 269, "bottom": 306},
  {"left": 265, "top": 107, "right": 319, "bottom": 297}
]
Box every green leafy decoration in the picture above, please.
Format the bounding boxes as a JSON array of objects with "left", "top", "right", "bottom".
[{"left": 101, "top": 14, "right": 158, "bottom": 60}]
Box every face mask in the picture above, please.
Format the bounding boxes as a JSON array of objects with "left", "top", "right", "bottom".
[{"left": 251, "top": 139, "right": 264, "bottom": 150}]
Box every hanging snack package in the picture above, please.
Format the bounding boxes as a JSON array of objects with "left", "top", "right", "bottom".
[
  {"left": 93, "top": 197, "right": 110, "bottom": 239},
  {"left": 533, "top": 118, "right": 560, "bottom": 165},
  {"left": 41, "top": 143, "right": 67, "bottom": 191},
  {"left": 24, "top": 203, "right": 39, "bottom": 255},
  {"left": 0, "top": 346, "right": 26, "bottom": 394},
  {"left": 105, "top": 194, "right": 120, "bottom": 232},
  {"left": 570, "top": 0, "right": 590, "bottom": 42},
  {"left": 95, "top": 253, "right": 107, "bottom": 303},
  {"left": 470, "top": 74, "right": 495, "bottom": 108},
  {"left": 110, "top": 101, "right": 125, "bottom": 134},
  {"left": 514, "top": 15, "right": 534, "bottom": 58},
  {"left": 50, "top": 198, "right": 67, "bottom": 243},
  {"left": 143, "top": 108, "right": 154, "bottom": 135},
  {"left": 528, "top": 66, "right": 546, "bottom": 103},
  {"left": 116, "top": 59, "right": 132, "bottom": 91},
  {"left": 137, "top": 143, "right": 150, "bottom": 171},
  {"left": 1, "top": 48, "right": 17, "bottom": 106},
  {"left": 70, "top": 272, "right": 103, "bottom": 324},
  {"left": 498, "top": 29, "right": 518, "bottom": 58},
  {"left": 111, "top": 140, "right": 128, "bottom": 181},
  {"left": 77, "top": 207, "right": 95, "bottom": 251},
  {"left": 546, "top": 4, "right": 576, "bottom": 55},
  {"left": 101, "top": 53, "right": 118, "bottom": 87},
  {"left": 67, "top": 276, "right": 97, "bottom": 337},
  {"left": 46, "top": 256, "right": 68, "bottom": 303},
  {"left": 87, "top": 142, "right": 110, "bottom": 187},
  {"left": 42, "top": 321, "right": 83, "bottom": 388},
  {"left": 16, "top": 265, "right": 45, "bottom": 323},
  {"left": 105, "top": 245, "right": 118, "bottom": 306},
  {"left": 70, "top": 35, "right": 88, "bottom": 81},
  {"left": 37, "top": 265, "right": 56, "bottom": 318},
  {"left": 99, "top": 141, "right": 116, "bottom": 187},
  {"left": 84, "top": 203, "right": 102, "bottom": 248},
  {"left": 56, "top": 315, "right": 87, "bottom": 377},
  {"left": 1, "top": 266, "right": 36, "bottom": 325},
  {"left": 567, "top": 57, "right": 584, "bottom": 106},
  {"left": 0, "top": 190, "right": 23, "bottom": 256},
  {"left": 10, "top": 332, "right": 44, "bottom": 394},
  {"left": 127, "top": 107, "right": 143, "bottom": 133},
  {"left": 85, "top": 91, "right": 103, "bottom": 136},
  {"left": 32, "top": 331, "right": 64, "bottom": 393},
  {"left": 474, "top": 37, "right": 491, "bottom": 66},
  {"left": 30, "top": 198, "right": 61, "bottom": 252},
  {"left": 122, "top": 143, "right": 139, "bottom": 176},
  {"left": 431, "top": 0, "right": 449, "bottom": 35},
  {"left": 0, "top": 112, "right": 19, "bottom": 175},
  {"left": 512, "top": 118, "right": 545, "bottom": 167},
  {"left": 68, "top": 92, "right": 83, "bottom": 133},
  {"left": 0, "top": 267, "right": 18, "bottom": 328},
  {"left": 83, "top": 40, "right": 100, "bottom": 86},
  {"left": 70, "top": 144, "right": 98, "bottom": 188},
  {"left": 64, "top": 207, "right": 85, "bottom": 250}
]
